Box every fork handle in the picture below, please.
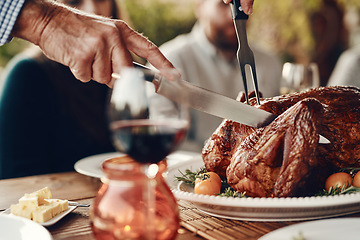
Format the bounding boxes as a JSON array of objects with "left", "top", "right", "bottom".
[{"left": 229, "top": 0, "right": 249, "bottom": 20}]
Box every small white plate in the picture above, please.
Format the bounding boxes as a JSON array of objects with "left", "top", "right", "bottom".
[
  {"left": 0, "top": 214, "right": 53, "bottom": 240},
  {"left": 74, "top": 151, "right": 201, "bottom": 179},
  {"left": 2, "top": 206, "right": 77, "bottom": 227},
  {"left": 258, "top": 217, "right": 360, "bottom": 240},
  {"left": 74, "top": 152, "right": 123, "bottom": 178}
]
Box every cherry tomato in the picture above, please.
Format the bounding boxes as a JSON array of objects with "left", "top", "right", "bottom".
[
  {"left": 352, "top": 171, "right": 360, "bottom": 188},
  {"left": 325, "top": 172, "right": 353, "bottom": 191},
  {"left": 194, "top": 172, "right": 222, "bottom": 195},
  {"left": 195, "top": 172, "right": 222, "bottom": 188}
]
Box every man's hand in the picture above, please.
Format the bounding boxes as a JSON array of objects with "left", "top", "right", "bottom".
[
  {"left": 223, "top": 0, "right": 254, "bottom": 15},
  {"left": 11, "top": 0, "right": 174, "bottom": 87}
]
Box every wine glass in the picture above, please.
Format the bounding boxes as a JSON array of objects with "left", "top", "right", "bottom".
[
  {"left": 280, "top": 62, "right": 320, "bottom": 95},
  {"left": 108, "top": 67, "right": 189, "bottom": 164},
  {"left": 94, "top": 67, "right": 189, "bottom": 239}
]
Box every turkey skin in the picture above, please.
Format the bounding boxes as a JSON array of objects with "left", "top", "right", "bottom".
[{"left": 202, "top": 86, "right": 360, "bottom": 197}]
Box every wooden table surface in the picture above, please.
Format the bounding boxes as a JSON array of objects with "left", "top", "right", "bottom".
[{"left": 1, "top": 171, "right": 360, "bottom": 240}]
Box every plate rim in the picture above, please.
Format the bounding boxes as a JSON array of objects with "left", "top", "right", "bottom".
[
  {"left": 74, "top": 150, "right": 202, "bottom": 179},
  {"left": 74, "top": 152, "right": 123, "bottom": 178},
  {"left": 258, "top": 217, "right": 360, "bottom": 239},
  {"left": 166, "top": 156, "right": 360, "bottom": 220}
]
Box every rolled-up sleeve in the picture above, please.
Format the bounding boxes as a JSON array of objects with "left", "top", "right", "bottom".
[{"left": 0, "top": 0, "right": 25, "bottom": 45}]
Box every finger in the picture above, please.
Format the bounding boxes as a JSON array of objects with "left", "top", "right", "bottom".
[
  {"left": 70, "top": 65, "right": 92, "bottom": 83},
  {"left": 240, "top": 0, "right": 254, "bottom": 15},
  {"left": 66, "top": 45, "right": 94, "bottom": 82},
  {"left": 223, "top": 0, "right": 254, "bottom": 15},
  {"left": 90, "top": 21, "right": 133, "bottom": 85},
  {"left": 109, "top": 21, "right": 134, "bottom": 77},
  {"left": 91, "top": 41, "right": 112, "bottom": 85},
  {"left": 115, "top": 20, "right": 174, "bottom": 72},
  {"left": 106, "top": 78, "right": 115, "bottom": 88}
]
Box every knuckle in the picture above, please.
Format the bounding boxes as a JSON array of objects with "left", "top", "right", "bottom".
[
  {"left": 94, "top": 75, "right": 111, "bottom": 84},
  {"left": 142, "top": 40, "right": 158, "bottom": 59},
  {"left": 115, "top": 20, "right": 130, "bottom": 30}
]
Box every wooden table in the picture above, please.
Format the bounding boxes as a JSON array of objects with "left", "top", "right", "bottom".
[{"left": 1, "top": 171, "right": 359, "bottom": 240}]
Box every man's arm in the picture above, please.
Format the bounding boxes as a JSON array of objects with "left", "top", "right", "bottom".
[{"left": 5, "top": 0, "right": 174, "bottom": 86}]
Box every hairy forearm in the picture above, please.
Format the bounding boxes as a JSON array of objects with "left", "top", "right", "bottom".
[
  {"left": 7, "top": 0, "right": 172, "bottom": 84},
  {"left": 11, "top": 0, "right": 61, "bottom": 45}
]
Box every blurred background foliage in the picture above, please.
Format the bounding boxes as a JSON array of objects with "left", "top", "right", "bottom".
[
  {"left": 1, "top": 0, "right": 360, "bottom": 85},
  {"left": 121, "top": 0, "right": 196, "bottom": 48},
  {"left": 0, "top": 38, "right": 29, "bottom": 67}
]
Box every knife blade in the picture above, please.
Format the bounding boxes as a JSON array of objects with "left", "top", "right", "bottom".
[
  {"left": 130, "top": 63, "right": 276, "bottom": 128},
  {"left": 112, "top": 63, "right": 329, "bottom": 143}
]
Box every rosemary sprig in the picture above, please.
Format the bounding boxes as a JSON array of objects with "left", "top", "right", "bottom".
[
  {"left": 218, "top": 187, "right": 246, "bottom": 198},
  {"left": 315, "top": 185, "right": 360, "bottom": 196},
  {"left": 339, "top": 167, "right": 360, "bottom": 176},
  {"left": 175, "top": 167, "right": 207, "bottom": 186}
]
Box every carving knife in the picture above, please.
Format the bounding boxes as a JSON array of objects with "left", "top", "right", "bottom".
[
  {"left": 113, "top": 63, "right": 275, "bottom": 128},
  {"left": 112, "top": 63, "right": 329, "bottom": 143}
]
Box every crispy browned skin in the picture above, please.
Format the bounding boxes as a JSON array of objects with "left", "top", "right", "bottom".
[
  {"left": 202, "top": 86, "right": 360, "bottom": 197},
  {"left": 227, "top": 99, "right": 323, "bottom": 197}
]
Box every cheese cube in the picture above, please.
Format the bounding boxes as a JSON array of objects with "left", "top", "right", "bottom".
[
  {"left": 45, "top": 199, "right": 69, "bottom": 212},
  {"left": 32, "top": 202, "right": 62, "bottom": 223},
  {"left": 10, "top": 187, "right": 69, "bottom": 223},
  {"left": 19, "top": 187, "right": 52, "bottom": 207},
  {"left": 19, "top": 195, "right": 39, "bottom": 207},
  {"left": 29, "top": 187, "right": 52, "bottom": 204},
  {"left": 10, "top": 203, "right": 33, "bottom": 219}
]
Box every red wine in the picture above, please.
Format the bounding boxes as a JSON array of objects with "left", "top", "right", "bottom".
[{"left": 110, "top": 120, "right": 188, "bottom": 164}]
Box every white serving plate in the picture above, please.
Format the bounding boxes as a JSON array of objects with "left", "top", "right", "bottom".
[
  {"left": 0, "top": 214, "right": 53, "bottom": 240},
  {"left": 166, "top": 156, "right": 360, "bottom": 221}
]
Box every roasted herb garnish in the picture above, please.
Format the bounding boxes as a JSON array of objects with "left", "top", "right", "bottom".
[
  {"left": 175, "top": 167, "right": 207, "bottom": 186},
  {"left": 176, "top": 167, "right": 360, "bottom": 198},
  {"left": 315, "top": 185, "right": 360, "bottom": 196},
  {"left": 339, "top": 167, "right": 360, "bottom": 176},
  {"left": 218, "top": 187, "right": 246, "bottom": 198}
]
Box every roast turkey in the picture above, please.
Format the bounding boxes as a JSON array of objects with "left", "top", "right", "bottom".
[{"left": 202, "top": 86, "right": 360, "bottom": 197}]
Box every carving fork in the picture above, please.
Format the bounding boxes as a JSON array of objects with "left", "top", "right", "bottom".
[{"left": 230, "top": 0, "right": 260, "bottom": 105}]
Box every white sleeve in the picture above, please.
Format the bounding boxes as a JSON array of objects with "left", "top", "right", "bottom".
[{"left": 327, "top": 48, "right": 360, "bottom": 87}]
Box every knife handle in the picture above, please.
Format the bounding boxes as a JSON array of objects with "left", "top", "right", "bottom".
[
  {"left": 133, "top": 62, "right": 157, "bottom": 82},
  {"left": 229, "top": 0, "right": 249, "bottom": 20}
]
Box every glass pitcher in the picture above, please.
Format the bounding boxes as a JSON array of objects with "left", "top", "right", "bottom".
[{"left": 91, "top": 156, "right": 180, "bottom": 240}]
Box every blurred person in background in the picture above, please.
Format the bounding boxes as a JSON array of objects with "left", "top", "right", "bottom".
[
  {"left": 327, "top": 7, "right": 360, "bottom": 88},
  {"left": 310, "top": 0, "right": 347, "bottom": 86},
  {"left": 156, "top": 0, "right": 282, "bottom": 151},
  {"left": 327, "top": 44, "right": 360, "bottom": 87},
  {"left": 0, "top": 0, "right": 124, "bottom": 179}
]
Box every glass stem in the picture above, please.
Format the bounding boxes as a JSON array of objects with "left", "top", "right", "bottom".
[{"left": 142, "top": 163, "right": 159, "bottom": 240}]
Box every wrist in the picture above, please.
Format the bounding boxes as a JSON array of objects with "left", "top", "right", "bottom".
[{"left": 11, "top": 0, "right": 60, "bottom": 45}]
